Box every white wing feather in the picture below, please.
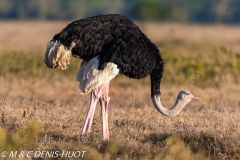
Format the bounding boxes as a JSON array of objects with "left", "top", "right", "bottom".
[{"left": 76, "top": 56, "right": 119, "bottom": 94}]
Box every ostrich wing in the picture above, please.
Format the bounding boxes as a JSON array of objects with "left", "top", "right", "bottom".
[{"left": 76, "top": 56, "right": 119, "bottom": 94}]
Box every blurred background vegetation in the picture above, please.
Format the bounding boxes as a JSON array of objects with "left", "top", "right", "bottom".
[
  {"left": 0, "top": 0, "right": 240, "bottom": 23},
  {"left": 1, "top": 1, "right": 240, "bottom": 159}
]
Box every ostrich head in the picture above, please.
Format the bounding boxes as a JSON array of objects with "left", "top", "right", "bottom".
[
  {"left": 152, "top": 90, "right": 199, "bottom": 117},
  {"left": 44, "top": 41, "right": 76, "bottom": 70},
  {"left": 175, "top": 90, "right": 198, "bottom": 103}
]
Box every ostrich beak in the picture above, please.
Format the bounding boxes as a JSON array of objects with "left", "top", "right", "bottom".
[{"left": 190, "top": 94, "right": 199, "bottom": 100}]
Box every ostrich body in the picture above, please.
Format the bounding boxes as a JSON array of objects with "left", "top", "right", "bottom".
[{"left": 44, "top": 14, "right": 198, "bottom": 140}]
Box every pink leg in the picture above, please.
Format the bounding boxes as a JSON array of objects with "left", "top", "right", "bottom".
[
  {"left": 81, "top": 82, "right": 110, "bottom": 138},
  {"left": 100, "top": 83, "right": 110, "bottom": 140},
  {"left": 81, "top": 90, "right": 99, "bottom": 136}
]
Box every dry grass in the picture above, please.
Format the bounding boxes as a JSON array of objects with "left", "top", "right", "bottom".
[
  {"left": 1, "top": 78, "right": 240, "bottom": 159},
  {"left": 137, "top": 22, "right": 240, "bottom": 53},
  {"left": 0, "top": 21, "right": 240, "bottom": 159},
  {"left": 1, "top": 21, "right": 240, "bottom": 53}
]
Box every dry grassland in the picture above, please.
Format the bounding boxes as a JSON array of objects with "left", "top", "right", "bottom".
[
  {"left": 0, "top": 21, "right": 240, "bottom": 159},
  {"left": 1, "top": 21, "right": 240, "bottom": 53}
]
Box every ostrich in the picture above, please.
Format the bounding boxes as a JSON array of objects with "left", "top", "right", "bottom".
[{"left": 44, "top": 14, "right": 198, "bottom": 140}]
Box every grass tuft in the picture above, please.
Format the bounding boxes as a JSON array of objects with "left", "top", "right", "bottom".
[{"left": 0, "top": 121, "right": 43, "bottom": 153}]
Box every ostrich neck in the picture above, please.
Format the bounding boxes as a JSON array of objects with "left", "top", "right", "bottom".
[
  {"left": 149, "top": 61, "right": 188, "bottom": 117},
  {"left": 152, "top": 95, "right": 188, "bottom": 117}
]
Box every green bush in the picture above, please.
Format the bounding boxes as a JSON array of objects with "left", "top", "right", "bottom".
[
  {"left": 0, "top": 121, "right": 43, "bottom": 153},
  {"left": 0, "top": 51, "right": 81, "bottom": 80},
  {"left": 162, "top": 45, "right": 240, "bottom": 87},
  {"left": 1, "top": 46, "right": 239, "bottom": 87},
  {"left": 131, "top": 1, "right": 172, "bottom": 20}
]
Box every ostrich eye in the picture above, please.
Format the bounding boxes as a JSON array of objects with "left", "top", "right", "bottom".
[{"left": 185, "top": 92, "right": 190, "bottom": 95}]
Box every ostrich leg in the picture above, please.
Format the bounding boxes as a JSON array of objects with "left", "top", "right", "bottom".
[
  {"left": 100, "top": 82, "right": 110, "bottom": 140},
  {"left": 81, "top": 82, "right": 110, "bottom": 137},
  {"left": 81, "top": 90, "right": 99, "bottom": 136}
]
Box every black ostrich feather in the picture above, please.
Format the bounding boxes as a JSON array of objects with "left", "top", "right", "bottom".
[{"left": 52, "top": 14, "right": 164, "bottom": 96}]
